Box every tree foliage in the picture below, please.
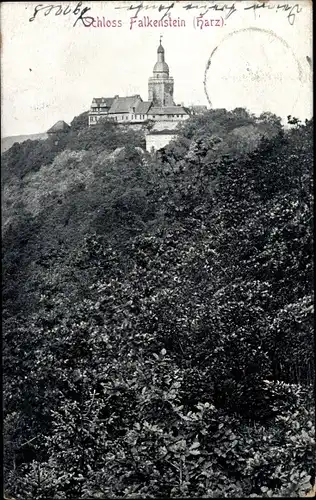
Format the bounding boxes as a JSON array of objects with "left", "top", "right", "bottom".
[{"left": 2, "top": 110, "right": 314, "bottom": 498}]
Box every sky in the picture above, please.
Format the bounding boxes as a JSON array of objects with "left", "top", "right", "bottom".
[{"left": 0, "top": 0, "right": 313, "bottom": 137}]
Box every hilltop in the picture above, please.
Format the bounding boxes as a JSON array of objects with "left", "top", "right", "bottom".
[{"left": 1, "top": 132, "right": 48, "bottom": 154}]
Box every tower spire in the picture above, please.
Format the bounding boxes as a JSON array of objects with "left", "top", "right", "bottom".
[
  {"left": 148, "top": 39, "right": 175, "bottom": 106},
  {"left": 157, "top": 36, "right": 165, "bottom": 62}
]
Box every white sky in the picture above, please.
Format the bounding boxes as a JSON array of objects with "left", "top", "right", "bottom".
[{"left": 0, "top": 0, "right": 313, "bottom": 137}]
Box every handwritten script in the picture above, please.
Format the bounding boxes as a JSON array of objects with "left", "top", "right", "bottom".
[
  {"left": 29, "top": 1, "right": 94, "bottom": 27},
  {"left": 115, "top": 1, "right": 303, "bottom": 26},
  {"left": 28, "top": 1, "right": 303, "bottom": 27}
]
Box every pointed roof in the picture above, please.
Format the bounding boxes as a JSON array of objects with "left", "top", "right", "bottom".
[
  {"left": 158, "top": 35, "right": 164, "bottom": 53},
  {"left": 108, "top": 95, "right": 141, "bottom": 114},
  {"left": 91, "top": 97, "right": 114, "bottom": 108},
  {"left": 135, "top": 101, "right": 152, "bottom": 114},
  {"left": 153, "top": 38, "right": 169, "bottom": 75},
  {"left": 47, "top": 120, "right": 70, "bottom": 134}
]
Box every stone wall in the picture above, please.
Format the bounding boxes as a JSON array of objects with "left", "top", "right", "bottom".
[{"left": 146, "top": 133, "right": 177, "bottom": 152}]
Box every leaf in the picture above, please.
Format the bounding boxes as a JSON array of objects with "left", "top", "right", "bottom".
[
  {"left": 190, "top": 449, "right": 201, "bottom": 456},
  {"left": 190, "top": 441, "right": 200, "bottom": 450},
  {"left": 299, "top": 475, "right": 312, "bottom": 488}
]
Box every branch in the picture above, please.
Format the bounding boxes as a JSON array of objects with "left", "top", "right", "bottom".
[
  {"left": 83, "top": 389, "right": 96, "bottom": 417},
  {"left": 20, "top": 434, "right": 42, "bottom": 447}
]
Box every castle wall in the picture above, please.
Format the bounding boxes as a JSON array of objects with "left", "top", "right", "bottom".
[
  {"left": 146, "top": 133, "right": 177, "bottom": 152},
  {"left": 89, "top": 113, "right": 188, "bottom": 127},
  {"left": 148, "top": 114, "right": 188, "bottom": 121},
  {"left": 117, "top": 123, "right": 148, "bottom": 132}
]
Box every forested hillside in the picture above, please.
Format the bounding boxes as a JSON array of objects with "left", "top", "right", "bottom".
[
  {"left": 2, "top": 109, "right": 314, "bottom": 499},
  {"left": 1, "top": 133, "right": 48, "bottom": 154}
]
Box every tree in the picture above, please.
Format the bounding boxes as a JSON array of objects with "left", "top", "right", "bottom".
[
  {"left": 70, "top": 111, "right": 89, "bottom": 132},
  {"left": 3, "top": 110, "right": 314, "bottom": 499}
]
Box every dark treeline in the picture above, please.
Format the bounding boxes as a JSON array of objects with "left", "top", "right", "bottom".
[{"left": 2, "top": 109, "right": 314, "bottom": 498}]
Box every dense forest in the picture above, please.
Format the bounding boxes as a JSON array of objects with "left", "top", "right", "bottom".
[{"left": 2, "top": 108, "right": 314, "bottom": 498}]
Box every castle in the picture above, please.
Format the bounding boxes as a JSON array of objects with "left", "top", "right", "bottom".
[{"left": 88, "top": 39, "right": 191, "bottom": 151}]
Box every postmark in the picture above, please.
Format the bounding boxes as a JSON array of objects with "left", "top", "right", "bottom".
[{"left": 203, "top": 27, "right": 304, "bottom": 118}]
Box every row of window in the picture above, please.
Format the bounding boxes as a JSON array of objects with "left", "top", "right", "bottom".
[
  {"left": 152, "top": 114, "right": 184, "bottom": 118},
  {"left": 89, "top": 113, "right": 186, "bottom": 123},
  {"left": 111, "top": 115, "right": 147, "bottom": 121},
  {"left": 90, "top": 114, "right": 147, "bottom": 122},
  {"left": 92, "top": 107, "right": 108, "bottom": 112}
]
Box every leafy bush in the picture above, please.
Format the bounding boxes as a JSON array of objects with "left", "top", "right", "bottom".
[{"left": 2, "top": 111, "right": 314, "bottom": 498}]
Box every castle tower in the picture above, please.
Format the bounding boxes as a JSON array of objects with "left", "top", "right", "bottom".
[{"left": 148, "top": 38, "right": 175, "bottom": 107}]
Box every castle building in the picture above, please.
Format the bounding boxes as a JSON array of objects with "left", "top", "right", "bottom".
[
  {"left": 88, "top": 40, "right": 189, "bottom": 130},
  {"left": 47, "top": 120, "right": 70, "bottom": 135},
  {"left": 148, "top": 40, "right": 175, "bottom": 107},
  {"left": 47, "top": 120, "right": 70, "bottom": 145}
]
